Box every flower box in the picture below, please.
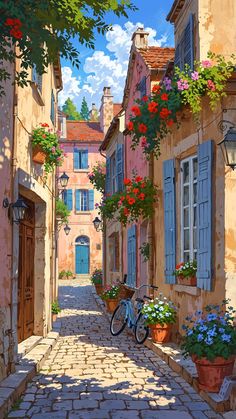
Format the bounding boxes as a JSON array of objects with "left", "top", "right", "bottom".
[
  {"left": 177, "top": 275, "right": 197, "bottom": 286},
  {"left": 32, "top": 145, "right": 47, "bottom": 164}
]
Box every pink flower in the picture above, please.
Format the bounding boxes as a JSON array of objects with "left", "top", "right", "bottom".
[
  {"left": 202, "top": 60, "right": 212, "bottom": 68},
  {"left": 141, "top": 137, "right": 147, "bottom": 148},
  {"left": 191, "top": 71, "right": 199, "bottom": 81},
  {"left": 207, "top": 80, "right": 216, "bottom": 91},
  {"left": 177, "top": 79, "right": 189, "bottom": 91},
  {"left": 95, "top": 203, "right": 99, "bottom": 209},
  {"left": 118, "top": 200, "right": 123, "bottom": 207},
  {"left": 51, "top": 146, "right": 56, "bottom": 153}
]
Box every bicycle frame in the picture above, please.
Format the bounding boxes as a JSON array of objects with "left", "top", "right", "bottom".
[{"left": 120, "top": 298, "right": 144, "bottom": 330}]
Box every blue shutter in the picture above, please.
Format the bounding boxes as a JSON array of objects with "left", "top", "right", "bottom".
[
  {"left": 163, "top": 159, "right": 176, "bottom": 284},
  {"left": 81, "top": 150, "right": 88, "bottom": 169},
  {"left": 32, "top": 65, "right": 37, "bottom": 83},
  {"left": 138, "top": 76, "right": 146, "bottom": 98},
  {"left": 66, "top": 189, "right": 73, "bottom": 211},
  {"left": 127, "top": 225, "right": 136, "bottom": 287},
  {"left": 74, "top": 148, "right": 80, "bottom": 170},
  {"left": 75, "top": 190, "right": 81, "bottom": 211},
  {"left": 116, "top": 144, "right": 124, "bottom": 192},
  {"left": 197, "top": 141, "right": 213, "bottom": 291},
  {"left": 105, "top": 157, "right": 111, "bottom": 195},
  {"left": 88, "top": 190, "right": 94, "bottom": 210},
  {"left": 183, "top": 14, "right": 194, "bottom": 69},
  {"left": 174, "top": 43, "right": 181, "bottom": 69},
  {"left": 50, "top": 90, "right": 55, "bottom": 125}
]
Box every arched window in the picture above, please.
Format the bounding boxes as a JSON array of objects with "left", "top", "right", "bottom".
[{"left": 75, "top": 236, "right": 89, "bottom": 246}]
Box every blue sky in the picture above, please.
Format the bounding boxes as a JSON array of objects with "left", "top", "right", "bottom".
[{"left": 59, "top": 0, "right": 175, "bottom": 112}]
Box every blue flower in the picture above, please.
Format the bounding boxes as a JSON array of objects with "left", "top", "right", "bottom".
[
  {"left": 221, "top": 334, "right": 231, "bottom": 343},
  {"left": 199, "top": 325, "right": 208, "bottom": 332},
  {"left": 207, "top": 313, "right": 217, "bottom": 322},
  {"left": 182, "top": 325, "right": 188, "bottom": 331},
  {"left": 219, "top": 317, "right": 227, "bottom": 325},
  {"left": 187, "top": 329, "right": 193, "bottom": 336},
  {"left": 207, "top": 328, "right": 217, "bottom": 337},
  {"left": 219, "top": 328, "right": 225, "bottom": 334},
  {"left": 195, "top": 310, "right": 202, "bottom": 316},
  {"left": 205, "top": 336, "right": 214, "bottom": 345},
  {"left": 197, "top": 334, "right": 204, "bottom": 342}
]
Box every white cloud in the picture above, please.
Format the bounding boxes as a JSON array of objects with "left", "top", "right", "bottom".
[{"left": 59, "top": 21, "right": 168, "bottom": 110}]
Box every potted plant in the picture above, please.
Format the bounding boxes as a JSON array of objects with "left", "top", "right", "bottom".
[
  {"left": 65, "top": 270, "right": 73, "bottom": 279},
  {"left": 181, "top": 301, "right": 236, "bottom": 392},
  {"left": 101, "top": 285, "right": 120, "bottom": 313},
  {"left": 90, "top": 269, "right": 103, "bottom": 295},
  {"left": 142, "top": 294, "right": 177, "bottom": 343},
  {"left": 59, "top": 270, "right": 66, "bottom": 279},
  {"left": 173, "top": 260, "right": 197, "bottom": 286},
  {"left": 52, "top": 300, "right": 61, "bottom": 322}
]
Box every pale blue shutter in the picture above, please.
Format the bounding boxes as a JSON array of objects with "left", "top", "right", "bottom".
[
  {"left": 64, "top": 189, "right": 73, "bottom": 211},
  {"left": 163, "top": 159, "right": 176, "bottom": 284},
  {"left": 105, "top": 157, "right": 111, "bottom": 195},
  {"left": 197, "top": 140, "right": 213, "bottom": 290},
  {"left": 75, "top": 190, "right": 81, "bottom": 211},
  {"left": 183, "top": 14, "right": 194, "bottom": 69},
  {"left": 81, "top": 150, "right": 88, "bottom": 169},
  {"left": 116, "top": 144, "right": 124, "bottom": 192},
  {"left": 174, "top": 43, "right": 181, "bottom": 69},
  {"left": 50, "top": 90, "right": 55, "bottom": 125},
  {"left": 88, "top": 190, "right": 94, "bottom": 210},
  {"left": 74, "top": 148, "right": 80, "bottom": 169},
  {"left": 127, "top": 225, "right": 136, "bottom": 287}
]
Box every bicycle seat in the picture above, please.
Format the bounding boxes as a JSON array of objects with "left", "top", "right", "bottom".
[{"left": 135, "top": 298, "right": 144, "bottom": 303}]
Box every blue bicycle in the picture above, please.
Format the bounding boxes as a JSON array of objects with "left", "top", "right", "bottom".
[{"left": 110, "top": 284, "right": 158, "bottom": 344}]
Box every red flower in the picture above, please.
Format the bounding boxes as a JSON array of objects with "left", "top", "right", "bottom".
[
  {"left": 124, "top": 178, "right": 131, "bottom": 186},
  {"left": 148, "top": 101, "right": 158, "bottom": 113},
  {"left": 160, "top": 108, "right": 171, "bottom": 119},
  {"left": 127, "top": 121, "right": 134, "bottom": 131},
  {"left": 131, "top": 106, "right": 141, "bottom": 117},
  {"left": 176, "top": 262, "right": 184, "bottom": 270},
  {"left": 139, "top": 193, "right": 145, "bottom": 200},
  {"left": 207, "top": 80, "right": 216, "bottom": 91},
  {"left": 135, "top": 176, "right": 143, "bottom": 182},
  {"left": 138, "top": 123, "right": 147, "bottom": 134},
  {"left": 120, "top": 196, "right": 125, "bottom": 202},
  {"left": 128, "top": 198, "right": 136, "bottom": 205},
  {"left": 141, "top": 182, "right": 146, "bottom": 188},
  {"left": 10, "top": 28, "right": 23, "bottom": 39},
  {"left": 124, "top": 208, "right": 130, "bottom": 216},
  {"left": 13, "top": 19, "right": 22, "bottom": 27},
  {"left": 161, "top": 93, "right": 168, "bottom": 101},
  {"left": 141, "top": 137, "right": 147, "bottom": 148},
  {"left": 5, "top": 18, "right": 15, "bottom": 26},
  {"left": 41, "top": 123, "right": 49, "bottom": 127},
  {"left": 42, "top": 134, "right": 46, "bottom": 139},
  {"left": 142, "top": 95, "right": 149, "bottom": 102},
  {"left": 167, "top": 119, "right": 174, "bottom": 127},
  {"left": 152, "top": 84, "right": 160, "bottom": 93},
  {"left": 132, "top": 188, "right": 139, "bottom": 194}
]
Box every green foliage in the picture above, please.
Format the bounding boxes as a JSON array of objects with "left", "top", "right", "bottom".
[
  {"left": 181, "top": 301, "right": 236, "bottom": 361},
  {"left": 51, "top": 300, "right": 61, "bottom": 314},
  {"left": 142, "top": 293, "right": 177, "bottom": 326},
  {"left": 88, "top": 162, "right": 106, "bottom": 193},
  {"left": 173, "top": 260, "right": 197, "bottom": 278},
  {"left": 59, "top": 269, "right": 74, "bottom": 279},
  {"left": 32, "top": 123, "right": 65, "bottom": 173},
  {"left": 0, "top": 0, "right": 136, "bottom": 95},
  {"left": 90, "top": 268, "right": 103, "bottom": 285},
  {"left": 59, "top": 270, "right": 66, "bottom": 279},
  {"left": 140, "top": 242, "right": 150, "bottom": 262},
  {"left": 56, "top": 199, "right": 70, "bottom": 225},
  {"left": 62, "top": 98, "right": 81, "bottom": 120},
  {"left": 80, "top": 96, "right": 90, "bottom": 121},
  {"left": 101, "top": 285, "right": 120, "bottom": 300}
]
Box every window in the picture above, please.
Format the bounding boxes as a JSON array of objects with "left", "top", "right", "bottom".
[
  {"left": 181, "top": 156, "right": 198, "bottom": 262},
  {"left": 138, "top": 76, "right": 146, "bottom": 98},
  {"left": 175, "top": 14, "right": 194, "bottom": 70},
  {"left": 63, "top": 189, "right": 73, "bottom": 211},
  {"left": 74, "top": 149, "right": 88, "bottom": 170},
  {"left": 32, "top": 65, "right": 42, "bottom": 93},
  {"left": 111, "top": 153, "right": 116, "bottom": 194},
  {"left": 109, "top": 233, "right": 119, "bottom": 272},
  {"left": 75, "top": 189, "right": 94, "bottom": 211}
]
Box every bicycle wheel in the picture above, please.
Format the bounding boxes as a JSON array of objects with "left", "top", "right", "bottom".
[
  {"left": 134, "top": 312, "right": 149, "bottom": 344},
  {"left": 110, "top": 303, "right": 127, "bottom": 336}
]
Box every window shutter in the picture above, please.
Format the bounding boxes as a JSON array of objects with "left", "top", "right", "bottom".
[
  {"left": 163, "top": 159, "right": 176, "bottom": 284},
  {"left": 174, "top": 43, "right": 181, "bottom": 69},
  {"left": 66, "top": 189, "right": 73, "bottom": 211},
  {"left": 183, "top": 13, "right": 194, "bottom": 70},
  {"left": 32, "top": 66, "right": 37, "bottom": 83},
  {"left": 197, "top": 140, "right": 213, "bottom": 291},
  {"left": 105, "top": 157, "right": 111, "bottom": 195},
  {"left": 127, "top": 224, "right": 136, "bottom": 287},
  {"left": 75, "top": 190, "right": 81, "bottom": 211},
  {"left": 81, "top": 150, "right": 88, "bottom": 169},
  {"left": 50, "top": 90, "right": 55, "bottom": 125},
  {"left": 138, "top": 76, "right": 146, "bottom": 98},
  {"left": 74, "top": 148, "right": 80, "bottom": 170},
  {"left": 88, "top": 190, "right": 94, "bottom": 211},
  {"left": 116, "top": 143, "right": 124, "bottom": 192}
]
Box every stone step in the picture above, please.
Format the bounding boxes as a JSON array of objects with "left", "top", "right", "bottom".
[{"left": 17, "top": 335, "right": 43, "bottom": 361}]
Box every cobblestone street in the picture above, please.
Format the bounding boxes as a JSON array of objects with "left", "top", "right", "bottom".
[{"left": 8, "top": 279, "right": 223, "bottom": 419}]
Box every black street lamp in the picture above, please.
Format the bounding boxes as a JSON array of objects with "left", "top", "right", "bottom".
[
  {"left": 64, "top": 224, "right": 71, "bottom": 235},
  {"left": 59, "top": 172, "right": 69, "bottom": 188},
  {"left": 218, "top": 128, "right": 236, "bottom": 170},
  {"left": 93, "top": 216, "right": 102, "bottom": 231},
  {"left": 2, "top": 197, "right": 28, "bottom": 223}
]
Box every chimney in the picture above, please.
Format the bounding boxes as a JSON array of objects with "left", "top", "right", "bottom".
[
  {"left": 89, "top": 103, "right": 98, "bottom": 121},
  {"left": 99, "top": 86, "right": 114, "bottom": 134},
  {"left": 132, "top": 27, "right": 149, "bottom": 50}
]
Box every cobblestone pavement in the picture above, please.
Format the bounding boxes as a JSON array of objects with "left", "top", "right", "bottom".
[{"left": 8, "top": 279, "right": 223, "bottom": 419}]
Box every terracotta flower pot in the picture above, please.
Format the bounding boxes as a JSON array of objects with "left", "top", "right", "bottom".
[
  {"left": 95, "top": 283, "right": 103, "bottom": 295},
  {"left": 52, "top": 313, "right": 57, "bottom": 322},
  {"left": 32, "top": 145, "right": 47, "bottom": 164},
  {"left": 149, "top": 323, "right": 172, "bottom": 343},
  {"left": 105, "top": 298, "right": 119, "bottom": 313},
  {"left": 177, "top": 275, "right": 197, "bottom": 286},
  {"left": 192, "top": 355, "right": 235, "bottom": 392}
]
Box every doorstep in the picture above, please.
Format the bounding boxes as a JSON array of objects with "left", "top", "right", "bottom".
[
  {"left": 0, "top": 331, "right": 59, "bottom": 419},
  {"left": 92, "top": 289, "right": 232, "bottom": 414}
]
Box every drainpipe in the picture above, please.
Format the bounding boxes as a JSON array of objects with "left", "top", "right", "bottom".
[
  {"left": 148, "top": 152, "right": 155, "bottom": 288},
  {"left": 99, "top": 148, "right": 107, "bottom": 286}
]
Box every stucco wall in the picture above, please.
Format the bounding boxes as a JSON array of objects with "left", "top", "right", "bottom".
[{"left": 58, "top": 142, "right": 103, "bottom": 276}]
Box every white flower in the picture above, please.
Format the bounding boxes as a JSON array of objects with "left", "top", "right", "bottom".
[{"left": 159, "top": 306, "right": 164, "bottom": 311}]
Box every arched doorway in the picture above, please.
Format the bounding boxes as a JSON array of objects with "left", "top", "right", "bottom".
[{"left": 75, "top": 236, "right": 90, "bottom": 274}]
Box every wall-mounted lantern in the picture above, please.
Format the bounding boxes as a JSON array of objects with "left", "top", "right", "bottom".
[
  {"left": 93, "top": 216, "right": 103, "bottom": 232},
  {"left": 218, "top": 128, "right": 236, "bottom": 170},
  {"left": 64, "top": 224, "right": 71, "bottom": 236},
  {"left": 59, "top": 172, "right": 69, "bottom": 188},
  {"left": 2, "top": 197, "right": 28, "bottom": 224}
]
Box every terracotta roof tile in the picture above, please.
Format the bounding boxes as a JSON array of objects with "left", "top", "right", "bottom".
[
  {"left": 66, "top": 121, "right": 103, "bottom": 142},
  {"left": 113, "top": 103, "right": 122, "bottom": 116},
  {"left": 139, "top": 46, "right": 175, "bottom": 69}
]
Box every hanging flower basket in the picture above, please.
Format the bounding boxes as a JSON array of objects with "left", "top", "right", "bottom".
[{"left": 32, "top": 144, "right": 47, "bottom": 164}]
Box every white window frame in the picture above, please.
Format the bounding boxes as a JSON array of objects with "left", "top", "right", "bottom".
[
  {"left": 80, "top": 190, "right": 89, "bottom": 211},
  {"left": 180, "top": 155, "right": 197, "bottom": 262}
]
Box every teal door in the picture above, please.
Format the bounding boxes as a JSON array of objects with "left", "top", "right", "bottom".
[{"left": 75, "top": 244, "right": 89, "bottom": 274}]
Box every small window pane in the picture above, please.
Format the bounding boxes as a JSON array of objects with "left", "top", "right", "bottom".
[
  {"left": 193, "top": 158, "right": 198, "bottom": 180},
  {"left": 183, "top": 162, "right": 189, "bottom": 183},
  {"left": 193, "top": 183, "right": 197, "bottom": 204},
  {"left": 193, "top": 228, "right": 197, "bottom": 249},
  {"left": 184, "top": 229, "right": 190, "bottom": 250},
  {"left": 183, "top": 185, "right": 189, "bottom": 206},
  {"left": 194, "top": 251, "right": 197, "bottom": 261},
  {"left": 184, "top": 208, "right": 189, "bottom": 227},
  {"left": 184, "top": 252, "right": 190, "bottom": 262},
  {"left": 193, "top": 206, "right": 197, "bottom": 227}
]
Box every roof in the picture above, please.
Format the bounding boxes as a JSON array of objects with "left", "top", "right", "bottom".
[
  {"left": 100, "top": 108, "right": 124, "bottom": 152},
  {"left": 138, "top": 47, "right": 175, "bottom": 69},
  {"left": 113, "top": 103, "right": 122, "bottom": 116},
  {"left": 166, "top": 0, "right": 185, "bottom": 23},
  {"left": 66, "top": 121, "right": 103, "bottom": 142}
]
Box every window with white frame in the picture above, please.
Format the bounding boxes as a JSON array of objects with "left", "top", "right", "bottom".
[
  {"left": 181, "top": 156, "right": 198, "bottom": 263},
  {"left": 80, "top": 190, "right": 89, "bottom": 211}
]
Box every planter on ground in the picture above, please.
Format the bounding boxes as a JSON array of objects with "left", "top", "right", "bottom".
[
  {"left": 177, "top": 275, "right": 197, "bottom": 286},
  {"left": 149, "top": 323, "right": 172, "bottom": 343},
  {"left": 105, "top": 298, "right": 119, "bottom": 313},
  {"left": 32, "top": 145, "right": 47, "bottom": 164},
  {"left": 192, "top": 355, "right": 235, "bottom": 392},
  {"left": 95, "top": 283, "right": 103, "bottom": 295}
]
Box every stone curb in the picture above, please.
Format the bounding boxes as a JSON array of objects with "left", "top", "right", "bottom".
[
  {"left": 0, "top": 331, "right": 59, "bottom": 419},
  {"left": 92, "top": 288, "right": 230, "bottom": 414}
]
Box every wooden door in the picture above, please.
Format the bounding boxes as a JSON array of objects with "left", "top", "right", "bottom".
[
  {"left": 75, "top": 244, "right": 89, "bottom": 274},
  {"left": 18, "top": 198, "right": 35, "bottom": 343}
]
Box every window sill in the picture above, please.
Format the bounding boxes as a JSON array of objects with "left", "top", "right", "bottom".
[
  {"left": 75, "top": 211, "right": 91, "bottom": 215},
  {"left": 173, "top": 284, "right": 201, "bottom": 296},
  {"left": 74, "top": 169, "right": 89, "bottom": 173},
  {"left": 30, "top": 81, "right": 44, "bottom": 106}
]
